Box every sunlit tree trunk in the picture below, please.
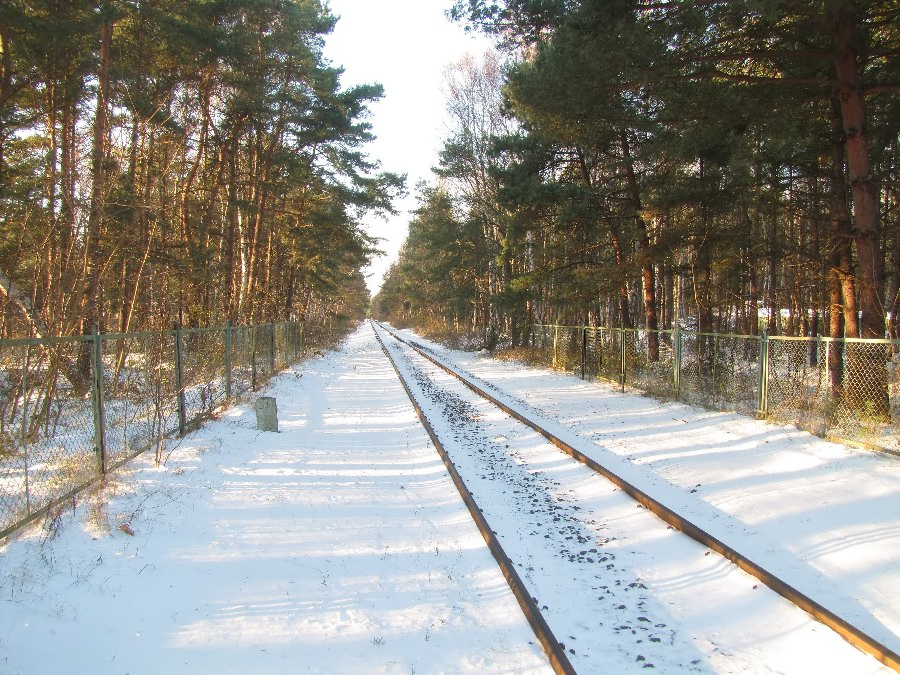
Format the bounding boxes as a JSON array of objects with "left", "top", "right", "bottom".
[
  {"left": 84, "top": 10, "right": 112, "bottom": 327},
  {"left": 620, "top": 129, "right": 659, "bottom": 360},
  {"left": 830, "top": 7, "right": 889, "bottom": 418}
]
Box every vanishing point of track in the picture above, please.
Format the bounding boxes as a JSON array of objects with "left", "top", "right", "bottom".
[{"left": 371, "top": 320, "right": 899, "bottom": 674}]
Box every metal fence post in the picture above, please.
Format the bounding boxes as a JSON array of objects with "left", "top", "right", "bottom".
[
  {"left": 270, "top": 322, "right": 276, "bottom": 373},
  {"left": 596, "top": 327, "right": 604, "bottom": 374},
  {"left": 91, "top": 324, "right": 108, "bottom": 473},
  {"left": 174, "top": 322, "right": 186, "bottom": 436},
  {"left": 553, "top": 324, "right": 559, "bottom": 369},
  {"left": 822, "top": 337, "right": 830, "bottom": 434},
  {"left": 673, "top": 325, "right": 682, "bottom": 401},
  {"left": 581, "top": 326, "right": 587, "bottom": 380},
  {"left": 619, "top": 328, "right": 627, "bottom": 392},
  {"left": 250, "top": 326, "right": 257, "bottom": 391},
  {"left": 20, "top": 345, "right": 31, "bottom": 511},
  {"left": 225, "top": 321, "right": 232, "bottom": 400},
  {"left": 285, "top": 323, "right": 291, "bottom": 363},
  {"left": 756, "top": 330, "right": 769, "bottom": 419}
]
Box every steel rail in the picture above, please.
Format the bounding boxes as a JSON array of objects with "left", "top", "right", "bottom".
[
  {"left": 370, "top": 322, "right": 577, "bottom": 675},
  {"left": 375, "top": 322, "right": 900, "bottom": 673}
]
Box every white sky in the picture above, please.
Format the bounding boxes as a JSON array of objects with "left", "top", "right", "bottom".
[{"left": 322, "top": 0, "right": 493, "bottom": 294}]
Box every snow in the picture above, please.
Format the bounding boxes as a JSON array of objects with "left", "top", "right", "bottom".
[
  {"left": 419, "top": 332, "right": 900, "bottom": 654},
  {"left": 0, "top": 323, "right": 897, "bottom": 673}
]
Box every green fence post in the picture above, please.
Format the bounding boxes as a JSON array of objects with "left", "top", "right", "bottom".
[
  {"left": 619, "top": 328, "right": 627, "bottom": 392},
  {"left": 581, "top": 326, "right": 587, "bottom": 380},
  {"left": 225, "top": 321, "right": 232, "bottom": 400},
  {"left": 174, "top": 322, "right": 186, "bottom": 436},
  {"left": 597, "top": 328, "right": 604, "bottom": 375},
  {"left": 19, "top": 346, "right": 27, "bottom": 449},
  {"left": 270, "top": 322, "right": 276, "bottom": 374},
  {"left": 20, "top": 345, "right": 31, "bottom": 512},
  {"left": 91, "top": 324, "right": 108, "bottom": 473},
  {"left": 285, "top": 323, "right": 291, "bottom": 363},
  {"left": 822, "top": 336, "right": 830, "bottom": 435},
  {"left": 674, "top": 325, "right": 682, "bottom": 401},
  {"left": 553, "top": 325, "right": 559, "bottom": 369},
  {"left": 756, "top": 330, "right": 769, "bottom": 419},
  {"left": 251, "top": 326, "right": 257, "bottom": 391}
]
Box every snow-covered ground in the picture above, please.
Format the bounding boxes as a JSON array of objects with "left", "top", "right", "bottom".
[
  {"left": 411, "top": 329, "right": 900, "bottom": 656},
  {"left": 0, "top": 323, "right": 896, "bottom": 673}
]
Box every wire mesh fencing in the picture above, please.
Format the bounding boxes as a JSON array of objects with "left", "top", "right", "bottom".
[
  {"left": 585, "top": 326, "right": 624, "bottom": 384},
  {"left": 0, "top": 319, "right": 347, "bottom": 539},
  {"left": 765, "top": 336, "right": 898, "bottom": 450},
  {"left": 530, "top": 324, "right": 899, "bottom": 454},
  {"left": 677, "top": 332, "right": 761, "bottom": 418},
  {"left": 102, "top": 330, "right": 179, "bottom": 470},
  {"left": 0, "top": 337, "right": 97, "bottom": 540}
]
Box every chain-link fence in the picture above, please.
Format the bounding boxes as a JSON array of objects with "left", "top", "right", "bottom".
[
  {"left": 531, "top": 325, "right": 899, "bottom": 454},
  {"left": 0, "top": 319, "right": 349, "bottom": 539},
  {"left": 0, "top": 336, "right": 95, "bottom": 542},
  {"left": 764, "top": 336, "right": 898, "bottom": 450}
]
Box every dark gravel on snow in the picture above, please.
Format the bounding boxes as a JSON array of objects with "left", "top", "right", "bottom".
[{"left": 387, "top": 336, "right": 708, "bottom": 673}]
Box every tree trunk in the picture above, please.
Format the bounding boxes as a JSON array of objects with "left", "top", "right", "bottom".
[
  {"left": 827, "top": 98, "right": 855, "bottom": 399},
  {"left": 831, "top": 8, "right": 889, "bottom": 418},
  {"left": 620, "top": 129, "right": 659, "bottom": 361},
  {"left": 0, "top": 20, "right": 11, "bottom": 191},
  {"left": 224, "top": 137, "right": 239, "bottom": 321},
  {"left": 695, "top": 159, "right": 714, "bottom": 337},
  {"left": 832, "top": 14, "right": 885, "bottom": 339},
  {"left": 827, "top": 254, "right": 845, "bottom": 400},
  {"left": 575, "top": 146, "right": 633, "bottom": 329},
  {"left": 79, "top": 9, "right": 112, "bottom": 380},
  {"left": 610, "top": 230, "right": 633, "bottom": 329},
  {"left": 83, "top": 10, "right": 112, "bottom": 335}
]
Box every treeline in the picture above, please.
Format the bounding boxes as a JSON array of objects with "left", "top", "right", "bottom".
[
  {"left": 374, "top": 0, "right": 898, "bottom": 353},
  {"left": 0, "top": 0, "right": 402, "bottom": 339}
]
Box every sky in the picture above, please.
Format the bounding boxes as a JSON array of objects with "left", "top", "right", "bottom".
[{"left": 322, "top": 0, "right": 494, "bottom": 294}]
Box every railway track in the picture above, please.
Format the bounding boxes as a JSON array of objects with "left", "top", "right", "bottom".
[{"left": 371, "top": 320, "right": 899, "bottom": 674}]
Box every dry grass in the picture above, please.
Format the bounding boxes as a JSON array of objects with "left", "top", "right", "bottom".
[{"left": 492, "top": 346, "right": 550, "bottom": 367}]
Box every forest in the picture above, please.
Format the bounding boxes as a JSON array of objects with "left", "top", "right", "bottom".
[
  {"left": 374, "top": 0, "right": 899, "bottom": 353},
  {"left": 0, "top": 0, "right": 402, "bottom": 339}
]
